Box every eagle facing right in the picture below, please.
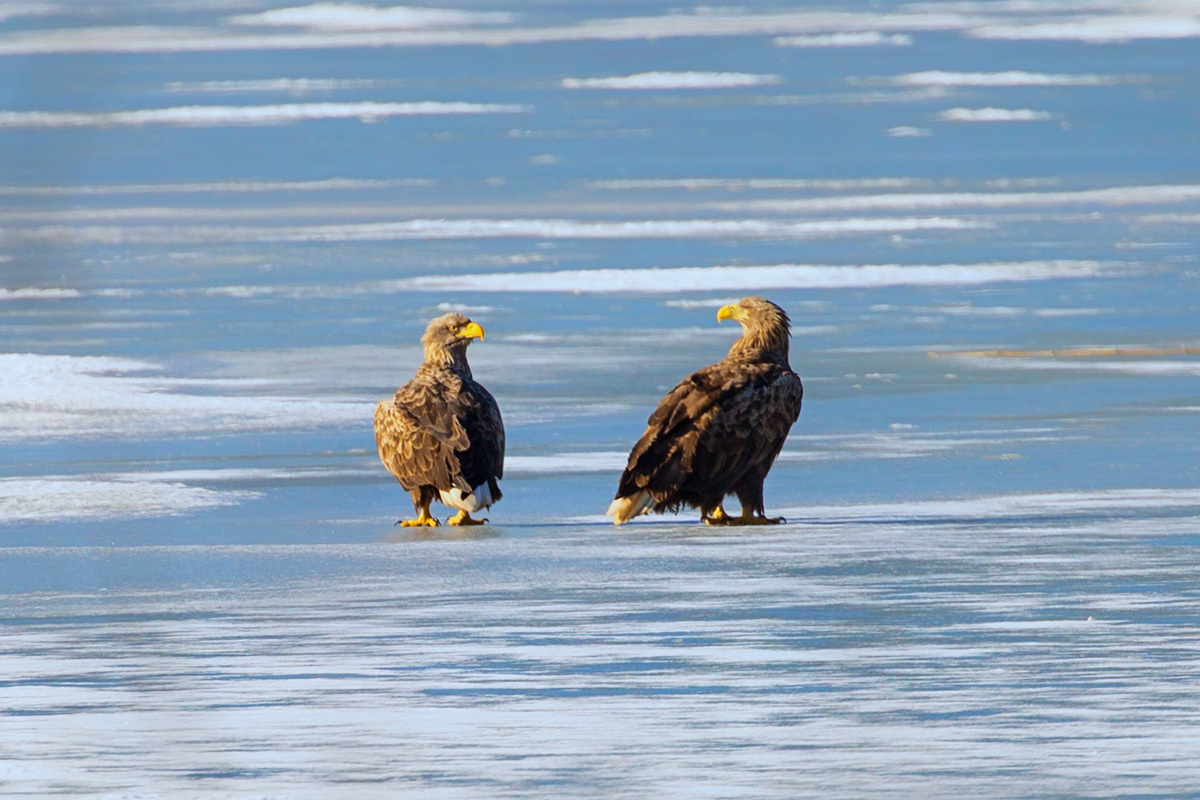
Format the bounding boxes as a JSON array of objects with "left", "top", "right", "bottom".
[
  {"left": 607, "top": 296, "right": 803, "bottom": 526},
  {"left": 374, "top": 312, "right": 505, "bottom": 527}
]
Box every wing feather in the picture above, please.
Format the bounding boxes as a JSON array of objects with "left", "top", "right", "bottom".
[
  {"left": 375, "top": 398, "right": 457, "bottom": 492},
  {"left": 616, "top": 360, "right": 802, "bottom": 505},
  {"left": 452, "top": 378, "right": 506, "bottom": 495},
  {"left": 375, "top": 367, "right": 506, "bottom": 502}
]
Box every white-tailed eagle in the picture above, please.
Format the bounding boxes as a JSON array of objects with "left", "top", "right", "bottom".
[
  {"left": 375, "top": 313, "right": 504, "bottom": 526},
  {"left": 607, "top": 296, "right": 803, "bottom": 526}
]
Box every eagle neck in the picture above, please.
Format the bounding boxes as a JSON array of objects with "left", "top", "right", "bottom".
[
  {"left": 424, "top": 344, "right": 473, "bottom": 378},
  {"left": 728, "top": 327, "right": 790, "bottom": 366}
]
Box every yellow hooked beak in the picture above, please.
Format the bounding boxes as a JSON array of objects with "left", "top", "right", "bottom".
[
  {"left": 457, "top": 321, "right": 485, "bottom": 341},
  {"left": 716, "top": 304, "right": 747, "bottom": 324}
]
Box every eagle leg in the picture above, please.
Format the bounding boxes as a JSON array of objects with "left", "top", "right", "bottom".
[
  {"left": 447, "top": 510, "right": 488, "bottom": 526},
  {"left": 729, "top": 479, "right": 783, "bottom": 524}
]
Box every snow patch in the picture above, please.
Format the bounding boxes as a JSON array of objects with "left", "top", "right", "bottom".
[
  {"left": 893, "top": 70, "right": 1121, "bottom": 86},
  {"left": 381, "top": 260, "right": 1117, "bottom": 294},
  {"left": 0, "top": 353, "right": 368, "bottom": 441},
  {"left": 0, "top": 477, "right": 255, "bottom": 523},
  {"left": 563, "top": 71, "right": 782, "bottom": 90},
  {"left": 269, "top": 217, "right": 982, "bottom": 242},
  {"left": 228, "top": 3, "right": 513, "bottom": 30},
  {"left": 435, "top": 302, "right": 498, "bottom": 314},
  {"left": 774, "top": 31, "right": 912, "bottom": 47},
  {"left": 0, "top": 101, "right": 530, "bottom": 129},
  {"left": 507, "top": 452, "right": 630, "bottom": 474},
  {"left": 664, "top": 297, "right": 744, "bottom": 309},
  {"left": 709, "top": 184, "right": 1200, "bottom": 212},
  {"left": 0, "top": 10, "right": 991, "bottom": 56},
  {"left": 0, "top": 178, "right": 435, "bottom": 196},
  {"left": 937, "top": 107, "right": 1055, "bottom": 122},
  {"left": 970, "top": 16, "right": 1200, "bottom": 42},
  {"left": 166, "top": 77, "right": 386, "bottom": 93},
  {"left": 0, "top": 287, "right": 81, "bottom": 300},
  {"left": 588, "top": 177, "right": 930, "bottom": 191}
]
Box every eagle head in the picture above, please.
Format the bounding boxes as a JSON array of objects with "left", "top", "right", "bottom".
[
  {"left": 421, "top": 312, "right": 485, "bottom": 362},
  {"left": 717, "top": 297, "right": 792, "bottom": 360}
]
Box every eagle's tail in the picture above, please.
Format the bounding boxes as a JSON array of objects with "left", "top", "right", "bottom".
[{"left": 606, "top": 491, "right": 656, "bottom": 526}]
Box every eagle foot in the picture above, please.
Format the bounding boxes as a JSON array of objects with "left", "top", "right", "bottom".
[
  {"left": 736, "top": 514, "right": 784, "bottom": 526},
  {"left": 706, "top": 512, "right": 784, "bottom": 526},
  {"left": 702, "top": 506, "right": 732, "bottom": 525},
  {"left": 397, "top": 513, "right": 440, "bottom": 527},
  {"left": 447, "top": 510, "right": 488, "bottom": 526}
]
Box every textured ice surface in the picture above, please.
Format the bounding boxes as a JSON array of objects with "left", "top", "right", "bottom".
[{"left": 2, "top": 0, "right": 1199, "bottom": 796}]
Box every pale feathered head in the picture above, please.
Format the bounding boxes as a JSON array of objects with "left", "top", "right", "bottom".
[
  {"left": 421, "top": 312, "right": 485, "bottom": 364},
  {"left": 717, "top": 296, "right": 792, "bottom": 360}
]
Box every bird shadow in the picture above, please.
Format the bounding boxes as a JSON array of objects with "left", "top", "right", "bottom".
[{"left": 381, "top": 524, "right": 502, "bottom": 543}]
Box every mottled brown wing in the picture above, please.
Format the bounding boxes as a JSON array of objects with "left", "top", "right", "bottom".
[
  {"left": 697, "top": 369, "right": 803, "bottom": 485},
  {"left": 374, "top": 397, "right": 461, "bottom": 493},
  {"left": 616, "top": 361, "right": 740, "bottom": 498},
  {"left": 393, "top": 374, "right": 469, "bottom": 452},
  {"left": 616, "top": 362, "right": 802, "bottom": 499}
]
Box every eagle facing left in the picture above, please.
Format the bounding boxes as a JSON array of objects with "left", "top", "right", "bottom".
[
  {"left": 374, "top": 312, "right": 505, "bottom": 526},
  {"left": 607, "top": 296, "right": 803, "bottom": 526}
]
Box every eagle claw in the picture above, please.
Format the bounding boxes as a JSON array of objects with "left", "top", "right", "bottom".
[
  {"left": 705, "top": 513, "right": 784, "bottom": 526},
  {"left": 744, "top": 515, "right": 784, "bottom": 526},
  {"left": 448, "top": 511, "right": 488, "bottom": 526},
  {"left": 397, "top": 515, "right": 440, "bottom": 527}
]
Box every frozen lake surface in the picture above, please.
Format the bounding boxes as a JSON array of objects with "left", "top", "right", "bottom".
[{"left": 2, "top": 0, "right": 1199, "bottom": 796}]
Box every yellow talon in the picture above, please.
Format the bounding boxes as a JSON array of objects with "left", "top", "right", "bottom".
[
  {"left": 731, "top": 514, "right": 784, "bottom": 526},
  {"left": 398, "top": 510, "right": 440, "bottom": 527},
  {"left": 703, "top": 506, "right": 783, "bottom": 525},
  {"left": 448, "top": 510, "right": 488, "bottom": 526},
  {"left": 703, "top": 505, "right": 731, "bottom": 525}
]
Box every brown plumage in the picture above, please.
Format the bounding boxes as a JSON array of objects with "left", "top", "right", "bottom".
[
  {"left": 375, "top": 312, "right": 504, "bottom": 526},
  {"left": 607, "top": 296, "right": 803, "bottom": 526}
]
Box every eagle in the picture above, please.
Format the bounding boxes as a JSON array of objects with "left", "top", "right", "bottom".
[
  {"left": 374, "top": 312, "right": 504, "bottom": 526},
  {"left": 606, "top": 296, "right": 803, "bottom": 526}
]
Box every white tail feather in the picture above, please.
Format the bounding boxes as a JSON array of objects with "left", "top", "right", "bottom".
[
  {"left": 606, "top": 491, "right": 656, "bottom": 525},
  {"left": 440, "top": 483, "right": 493, "bottom": 513}
]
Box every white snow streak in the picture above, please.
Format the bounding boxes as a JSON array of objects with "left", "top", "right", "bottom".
[
  {"left": 165, "top": 77, "right": 387, "bottom": 93},
  {"left": 0, "top": 353, "right": 367, "bottom": 441},
  {"left": 775, "top": 31, "right": 912, "bottom": 47},
  {"left": 228, "top": 3, "right": 513, "bottom": 30},
  {"left": 382, "top": 260, "right": 1116, "bottom": 294},
  {"left": 937, "top": 107, "right": 1056, "bottom": 122},
  {"left": 709, "top": 184, "right": 1200, "bottom": 213},
  {"left": 587, "top": 177, "right": 931, "bottom": 191},
  {"left": 894, "top": 70, "right": 1120, "bottom": 86},
  {"left": 3, "top": 7, "right": 1199, "bottom": 55},
  {"left": 0, "top": 288, "right": 81, "bottom": 300},
  {"left": 562, "top": 71, "right": 782, "bottom": 90},
  {"left": 970, "top": 16, "right": 1200, "bottom": 42},
  {"left": 0, "top": 477, "right": 255, "bottom": 522},
  {"left": 0, "top": 178, "right": 435, "bottom": 196},
  {"left": 269, "top": 217, "right": 981, "bottom": 242},
  {"left": 0, "top": 101, "right": 530, "bottom": 128}
]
